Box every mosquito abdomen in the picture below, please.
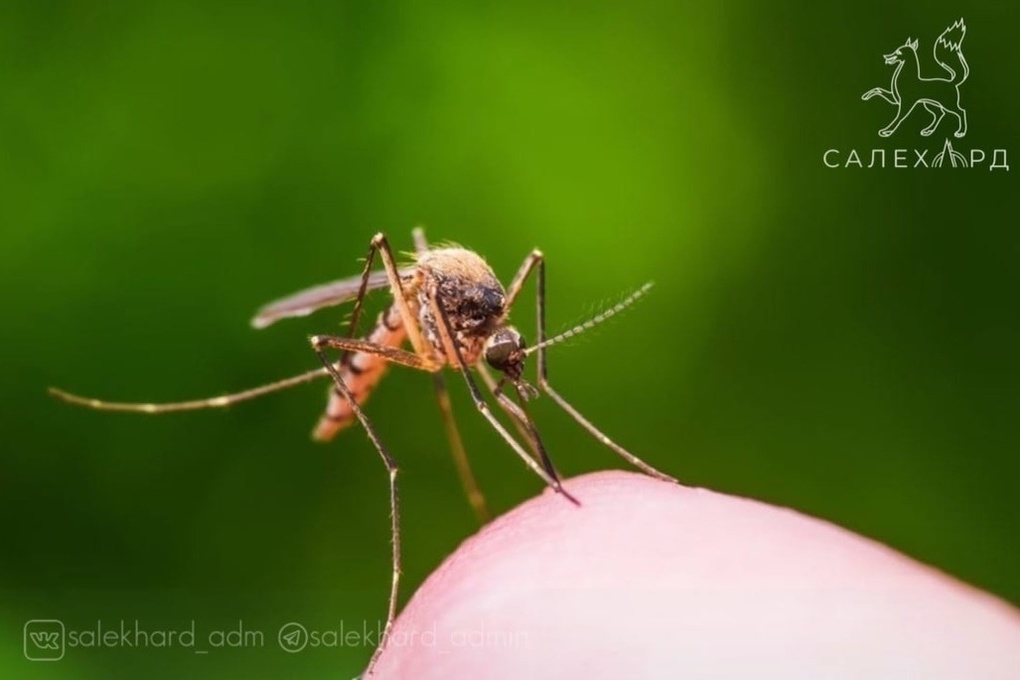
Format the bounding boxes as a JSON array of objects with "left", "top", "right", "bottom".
[{"left": 313, "top": 303, "right": 407, "bottom": 441}]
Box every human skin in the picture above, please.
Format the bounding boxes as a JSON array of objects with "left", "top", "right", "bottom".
[{"left": 370, "top": 470, "right": 1020, "bottom": 679}]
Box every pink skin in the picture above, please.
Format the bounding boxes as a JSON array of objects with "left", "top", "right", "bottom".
[{"left": 372, "top": 471, "right": 1020, "bottom": 679}]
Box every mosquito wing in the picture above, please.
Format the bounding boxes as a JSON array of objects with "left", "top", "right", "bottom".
[{"left": 251, "top": 269, "right": 409, "bottom": 329}]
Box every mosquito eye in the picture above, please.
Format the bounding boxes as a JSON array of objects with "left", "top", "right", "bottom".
[
  {"left": 484, "top": 329, "right": 523, "bottom": 370},
  {"left": 485, "top": 340, "right": 514, "bottom": 369}
]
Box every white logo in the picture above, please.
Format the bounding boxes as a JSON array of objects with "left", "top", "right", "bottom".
[
  {"left": 277, "top": 622, "right": 308, "bottom": 653},
  {"left": 862, "top": 19, "right": 968, "bottom": 138},
  {"left": 823, "top": 17, "right": 1009, "bottom": 171},
  {"left": 24, "top": 620, "right": 65, "bottom": 661}
]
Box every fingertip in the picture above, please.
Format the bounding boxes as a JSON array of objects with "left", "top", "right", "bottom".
[{"left": 372, "top": 470, "right": 1020, "bottom": 679}]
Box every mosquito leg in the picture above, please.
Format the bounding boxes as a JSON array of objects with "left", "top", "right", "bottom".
[
  {"left": 530, "top": 255, "right": 678, "bottom": 484},
  {"left": 431, "top": 373, "right": 490, "bottom": 523},
  {"left": 540, "top": 382, "right": 678, "bottom": 481},
  {"left": 426, "top": 293, "right": 579, "bottom": 505},
  {"left": 408, "top": 227, "right": 490, "bottom": 521},
  {"left": 312, "top": 330, "right": 492, "bottom": 513},
  {"left": 504, "top": 249, "right": 543, "bottom": 309},
  {"left": 48, "top": 367, "right": 331, "bottom": 413},
  {"left": 371, "top": 233, "right": 436, "bottom": 368},
  {"left": 311, "top": 341, "right": 401, "bottom": 677},
  {"left": 310, "top": 336, "right": 436, "bottom": 372},
  {"left": 340, "top": 238, "right": 380, "bottom": 363}
]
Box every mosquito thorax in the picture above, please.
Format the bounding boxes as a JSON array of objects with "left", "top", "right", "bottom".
[
  {"left": 422, "top": 250, "right": 506, "bottom": 333},
  {"left": 483, "top": 327, "right": 526, "bottom": 377}
]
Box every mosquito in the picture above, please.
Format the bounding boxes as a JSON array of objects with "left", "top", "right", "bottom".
[{"left": 49, "top": 227, "right": 676, "bottom": 675}]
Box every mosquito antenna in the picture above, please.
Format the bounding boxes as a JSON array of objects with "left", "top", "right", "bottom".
[
  {"left": 48, "top": 366, "right": 330, "bottom": 413},
  {"left": 524, "top": 282, "right": 654, "bottom": 356}
]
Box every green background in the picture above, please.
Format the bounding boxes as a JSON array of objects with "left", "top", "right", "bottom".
[{"left": 2, "top": 1, "right": 1017, "bottom": 677}]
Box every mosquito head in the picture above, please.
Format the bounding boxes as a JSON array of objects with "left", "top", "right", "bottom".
[{"left": 483, "top": 326, "right": 526, "bottom": 379}]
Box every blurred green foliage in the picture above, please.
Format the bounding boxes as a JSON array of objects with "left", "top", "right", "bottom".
[{"left": 2, "top": 1, "right": 1018, "bottom": 677}]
